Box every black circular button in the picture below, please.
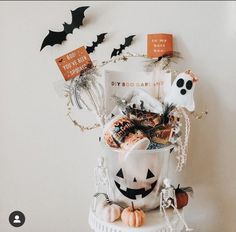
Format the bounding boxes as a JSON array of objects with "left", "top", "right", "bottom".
[
  {"left": 180, "top": 89, "right": 187, "bottom": 95},
  {"left": 186, "top": 80, "right": 193, "bottom": 90},
  {"left": 9, "top": 211, "right": 25, "bottom": 227},
  {"left": 176, "top": 78, "right": 184, "bottom": 88}
]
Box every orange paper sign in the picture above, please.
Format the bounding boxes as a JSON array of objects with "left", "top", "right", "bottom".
[
  {"left": 147, "top": 34, "right": 173, "bottom": 58},
  {"left": 55, "top": 46, "right": 92, "bottom": 81}
]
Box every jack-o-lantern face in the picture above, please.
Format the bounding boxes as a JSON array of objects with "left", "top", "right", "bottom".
[
  {"left": 104, "top": 146, "right": 172, "bottom": 211},
  {"left": 114, "top": 168, "right": 157, "bottom": 200}
]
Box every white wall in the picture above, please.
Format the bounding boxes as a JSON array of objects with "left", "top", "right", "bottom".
[{"left": 0, "top": 1, "right": 236, "bottom": 231}]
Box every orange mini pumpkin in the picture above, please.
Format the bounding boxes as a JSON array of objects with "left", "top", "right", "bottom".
[
  {"left": 121, "top": 202, "right": 145, "bottom": 227},
  {"left": 175, "top": 184, "right": 193, "bottom": 209}
]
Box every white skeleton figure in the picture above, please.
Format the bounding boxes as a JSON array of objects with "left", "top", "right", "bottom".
[
  {"left": 160, "top": 178, "right": 193, "bottom": 231},
  {"left": 93, "top": 157, "right": 110, "bottom": 211},
  {"left": 94, "top": 157, "right": 110, "bottom": 192}
]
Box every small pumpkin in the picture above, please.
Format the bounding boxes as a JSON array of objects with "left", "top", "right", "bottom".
[
  {"left": 95, "top": 193, "right": 121, "bottom": 223},
  {"left": 175, "top": 184, "right": 193, "bottom": 209},
  {"left": 121, "top": 202, "right": 145, "bottom": 227}
]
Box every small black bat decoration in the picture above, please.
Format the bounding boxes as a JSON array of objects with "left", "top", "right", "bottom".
[
  {"left": 111, "top": 35, "right": 136, "bottom": 58},
  {"left": 40, "top": 6, "right": 89, "bottom": 51},
  {"left": 86, "top": 33, "right": 107, "bottom": 54}
]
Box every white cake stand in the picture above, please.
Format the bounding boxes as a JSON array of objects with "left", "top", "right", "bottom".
[{"left": 89, "top": 207, "right": 184, "bottom": 232}]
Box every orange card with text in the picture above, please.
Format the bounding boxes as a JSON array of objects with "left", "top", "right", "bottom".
[
  {"left": 55, "top": 46, "right": 92, "bottom": 81},
  {"left": 147, "top": 34, "right": 173, "bottom": 58}
]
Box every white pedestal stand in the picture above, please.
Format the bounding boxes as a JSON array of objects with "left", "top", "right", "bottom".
[{"left": 89, "top": 207, "right": 184, "bottom": 232}]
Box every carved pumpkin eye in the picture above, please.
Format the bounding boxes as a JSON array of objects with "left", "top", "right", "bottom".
[
  {"left": 146, "top": 169, "right": 155, "bottom": 179},
  {"left": 116, "top": 168, "right": 124, "bottom": 178}
]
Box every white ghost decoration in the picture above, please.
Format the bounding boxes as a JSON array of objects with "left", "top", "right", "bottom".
[{"left": 164, "top": 70, "right": 198, "bottom": 112}]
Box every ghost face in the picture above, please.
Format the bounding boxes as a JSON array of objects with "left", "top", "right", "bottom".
[
  {"left": 176, "top": 77, "right": 193, "bottom": 96},
  {"left": 165, "top": 72, "right": 197, "bottom": 112}
]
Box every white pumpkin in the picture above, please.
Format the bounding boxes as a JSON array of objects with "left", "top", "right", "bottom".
[{"left": 95, "top": 193, "right": 121, "bottom": 223}]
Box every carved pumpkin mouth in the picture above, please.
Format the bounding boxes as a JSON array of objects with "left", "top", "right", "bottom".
[{"left": 114, "top": 180, "right": 157, "bottom": 200}]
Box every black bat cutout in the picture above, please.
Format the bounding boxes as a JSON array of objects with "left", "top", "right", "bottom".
[
  {"left": 86, "top": 33, "right": 107, "bottom": 54},
  {"left": 40, "top": 6, "right": 89, "bottom": 51},
  {"left": 111, "top": 35, "right": 136, "bottom": 58}
]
